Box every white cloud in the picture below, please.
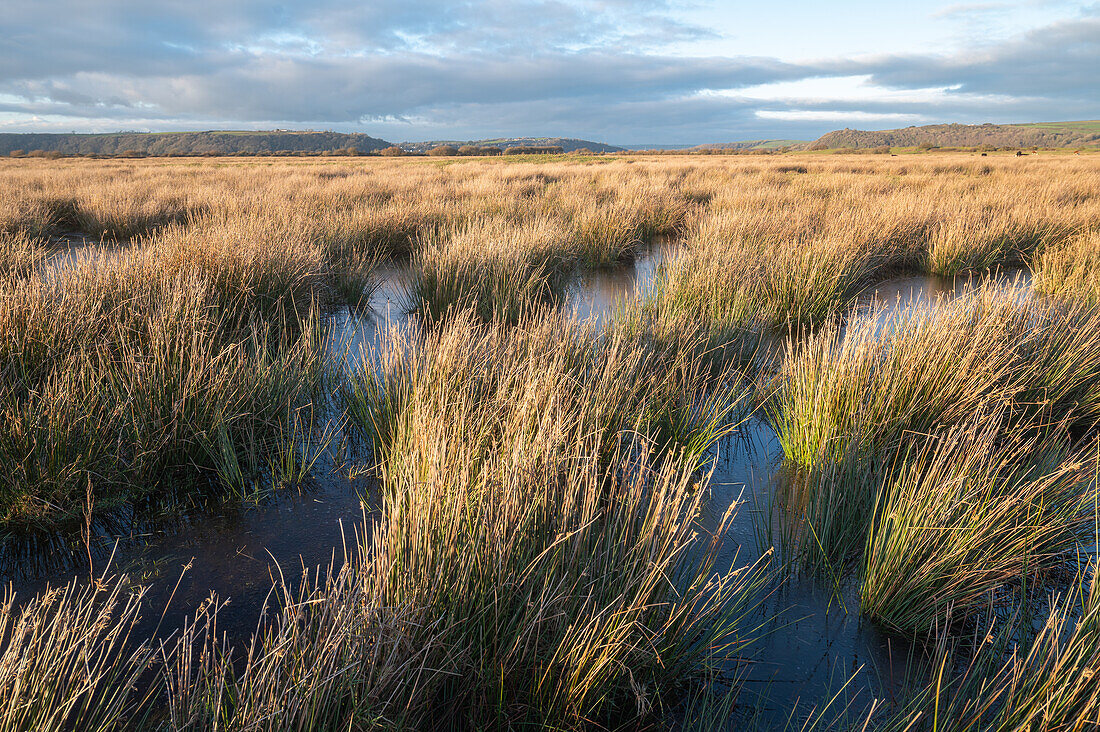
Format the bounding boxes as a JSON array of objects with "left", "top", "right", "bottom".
[
  {"left": 755, "top": 110, "right": 927, "bottom": 123},
  {"left": 930, "top": 2, "right": 1013, "bottom": 20}
]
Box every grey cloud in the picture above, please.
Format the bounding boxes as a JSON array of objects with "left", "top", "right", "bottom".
[
  {"left": 0, "top": 1, "right": 709, "bottom": 80},
  {"left": 1, "top": 51, "right": 815, "bottom": 123},
  {"left": 842, "top": 12, "right": 1100, "bottom": 97}
]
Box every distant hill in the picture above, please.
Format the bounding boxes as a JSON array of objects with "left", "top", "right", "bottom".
[
  {"left": 401, "top": 137, "right": 624, "bottom": 153},
  {"left": 689, "top": 139, "right": 807, "bottom": 151},
  {"left": 811, "top": 121, "right": 1100, "bottom": 150},
  {"left": 619, "top": 144, "right": 697, "bottom": 150},
  {"left": 619, "top": 140, "right": 807, "bottom": 153},
  {"left": 0, "top": 130, "right": 392, "bottom": 156}
]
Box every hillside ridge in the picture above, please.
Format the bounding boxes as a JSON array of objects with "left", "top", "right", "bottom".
[
  {"left": 399, "top": 137, "right": 624, "bottom": 153},
  {"left": 0, "top": 130, "right": 392, "bottom": 156},
  {"left": 811, "top": 121, "right": 1100, "bottom": 150}
]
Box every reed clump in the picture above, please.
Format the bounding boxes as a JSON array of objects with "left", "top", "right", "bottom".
[
  {"left": 279, "top": 311, "right": 765, "bottom": 728},
  {"left": 1032, "top": 229, "right": 1100, "bottom": 304},
  {"left": 867, "top": 563, "right": 1100, "bottom": 731},
  {"left": 0, "top": 576, "right": 155, "bottom": 731},
  {"left": 561, "top": 188, "right": 684, "bottom": 266},
  {"left": 924, "top": 210, "right": 1071, "bottom": 276},
  {"left": 404, "top": 217, "right": 572, "bottom": 323},
  {"left": 0, "top": 254, "right": 324, "bottom": 526},
  {"left": 342, "top": 310, "right": 747, "bottom": 472},
  {"left": 860, "top": 415, "right": 1095, "bottom": 637},
  {"left": 769, "top": 283, "right": 1100, "bottom": 474},
  {"left": 145, "top": 430, "right": 769, "bottom": 730},
  {"left": 0, "top": 230, "right": 48, "bottom": 277},
  {"left": 652, "top": 209, "right": 905, "bottom": 331},
  {"left": 767, "top": 283, "right": 1100, "bottom": 575},
  {"left": 147, "top": 214, "right": 339, "bottom": 317}
]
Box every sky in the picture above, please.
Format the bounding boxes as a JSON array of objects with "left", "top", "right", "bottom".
[{"left": 1, "top": 1, "right": 1098, "bottom": 145}]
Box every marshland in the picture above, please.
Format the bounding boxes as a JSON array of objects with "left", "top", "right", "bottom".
[{"left": 3, "top": 151, "right": 1100, "bottom": 730}]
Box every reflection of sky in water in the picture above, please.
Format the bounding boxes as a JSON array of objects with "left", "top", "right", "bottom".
[
  {"left": 42, "top": 233, "right": 125, "bottom": 282},
  {"left": 564, "top": 242, "right": 672, "bottom": 326},
  {"left": 855, "top": 267, "right": 1032, "bottom": 319},
  {"left": 692, "top": 418, "right": 915, "bottom": 725}
]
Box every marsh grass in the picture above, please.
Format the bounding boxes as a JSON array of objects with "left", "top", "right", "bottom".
[
  {"left": 769, "top": 454, "right": 887, "bottom": 574},
  {"left": 1032, "top": 229, "right": 1100, "bottom": 304},
  {"left": 342, "top": 309, "right": 749, "bottom": 474},
  {"left": 569, "top": 199, "right": 647, "bottom": 266},
  {"left": 0, "top": 253, "right": 326, "bottom": 526},
  {"left": 2, "top": 153, "right": 1100, "bottom": 728},
  {"left": 160, "top": 307, "right": 771, "bottom": 729},
  {"left": 611, "top": 292, "right": 764, "bottom": 370},
  {"left": 766, "top": 283, "right": 1100, "bottom": 576},
  {"left": 769, "top": 283, "right": 1100, "bottom": 474},
  {"left": 163, "top": 445, "right": 769, "bottom": 730},
  {"left": 326, "top": 247, "right": 383, "bottom": 305},
  {"left": 5, "top": 154, "right": 1100, "bottom": 300},
  {"left": 1, "top": 325, "right": 769, "bottom": 730},
  {"left": 264, "top": 405, "right": 339, "bottom": 491},
  {"left": 864, "top": 562, "right": 1100, "bottom": 731},
  {"left": 403, "top": 218, "right": 572, "bottom": 322},
  {"left": 0, "top": 230, "right": 48, "bottom": 278},
  {"left": 146, "top": 216, "right": 331, "bottom": 317},
  {"left": 767, "top": 294, "right": 1010, "bottom": 471},
  {"left": 0, "top": 576, "right": 155, "bottom": 731},
  {"left": 651, "top": 212, "right": 904, "bottom": 331},
  {"left": 926, "top": 212, "right": 1072, "bottom": 277},
  {"left": 860, "top": 414, "right": 1095, "bottom": 637}
]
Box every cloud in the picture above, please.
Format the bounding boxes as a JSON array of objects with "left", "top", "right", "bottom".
[
  {"left": 756, "top": 110, "right": 926, "bottom": 124},
  {"left": 0, "top": 0, "right": 1099, "bottom": 143},
  {"left": 930, "top": 2, "right": 1013, "bottom": 20},
  {"left": 0, "top": 53, "right": 814, "bottom": 122}
]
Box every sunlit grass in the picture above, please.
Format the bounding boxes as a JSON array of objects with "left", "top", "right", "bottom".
[
  {"left": 0, "top": 252, "right": 325, "bottom": 526},
  {"left": 403, "top": 217, "right": 571, "bottom": 322},
  {"left": 861, "top": 414, "right": 1095, "bottom": 637},
  {"left": 1032, "top": 229, "right": 1100, "bottom": 304},
  {"left": 1, "top": 153, "right": 1100, "bottom": 728}
]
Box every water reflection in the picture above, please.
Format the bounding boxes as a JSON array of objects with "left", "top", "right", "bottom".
[
  {"left": 697, "top": 419, "right": 914, "bottom": 725},
  {"left": 856, "top": 267, "right": 1032, "bottom": 321},
  {"left": 565, "top": 242, "right": 672, "bottom": 325},
  {"left": 42, "top": 232, "right": 123, "bottom": 276}
]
